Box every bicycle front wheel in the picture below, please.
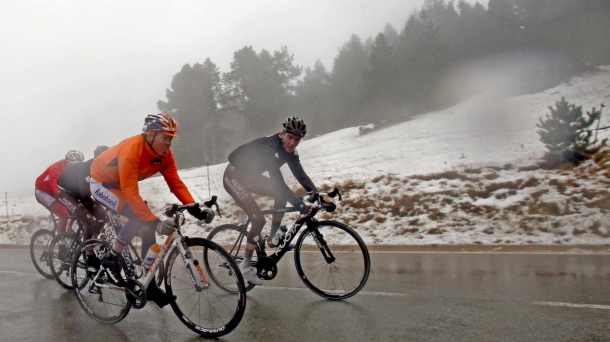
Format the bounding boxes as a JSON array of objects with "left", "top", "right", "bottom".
[
  {"left": 72, "top": 239, "right": 130, "bottom": 324},
  {"left": 206, "top": 224, "right": 256, "bottom": 292},
  {"left": 30, "top": 229, "right": 54, "bottom": 279},
  {"left": 295, "top": 220, "right": 370, "bottom": 300},
  {"left": 166, "top": 237, "right": 246, "bottom": 338}
]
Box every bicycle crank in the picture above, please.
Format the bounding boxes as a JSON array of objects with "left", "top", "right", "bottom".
[
  {"left": 125, "top": 279, "right": 147, "bottom": 309},
  {"left": 255, "top": 256, "right": 277, "bottom": 280}
]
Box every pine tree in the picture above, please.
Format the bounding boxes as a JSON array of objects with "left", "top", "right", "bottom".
[{"left": 537, "top": 97, "right": 602, "bottom": 165}]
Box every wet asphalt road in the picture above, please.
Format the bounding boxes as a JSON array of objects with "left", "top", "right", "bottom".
[{"left": 2, "top": 248, "right": 610, "bottom": 341}]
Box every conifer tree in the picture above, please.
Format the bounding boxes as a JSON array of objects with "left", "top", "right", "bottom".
[{"left": 537, "top": 97, "right": 602, "bottom": 165}]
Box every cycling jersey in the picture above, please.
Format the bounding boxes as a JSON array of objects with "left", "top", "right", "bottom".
[
  {"left": 57, "top": 159, "right": 95, "bottom": 199},
  {"left": 35, "top": 159, "right": 68, "bottom": 196},
  {"left": 90, "top": 134, "right": 195, "bottom": 221},
  {"left": 35, "top": 158, "right": 70, "bottom": 233},
  {"left": 228, "top": 133, "right": 317, "bottom": 205}
]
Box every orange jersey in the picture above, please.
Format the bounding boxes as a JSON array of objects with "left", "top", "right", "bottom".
[{"left": 90, "top": 134, "right": 195, "bottom": 221}]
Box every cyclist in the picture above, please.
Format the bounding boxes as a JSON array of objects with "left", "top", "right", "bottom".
[
  {"left": 56, "top": 145, "right": 110, "bottom": 274},
  {"left": 89, "top": 113, "right": 214, "bottom": 308},
  {"left": 35, "top": 150, "right": 85, "bottom": 248},
  {"left": 223, "top": 117, "right": 332, "bottom": 285}
]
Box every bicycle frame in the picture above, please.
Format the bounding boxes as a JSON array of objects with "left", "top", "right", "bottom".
[
  {"left": 91, "top": 222, "right": 210, "bottom": 293},
  {"left": 142, "top": 229, "right": 210, "bottom": 291},
  {"left": 236, "top": 207, "right": 314, "bottom": 265},
  {"left": 101, "top": 211, "right": 144, "bottom": 277}
]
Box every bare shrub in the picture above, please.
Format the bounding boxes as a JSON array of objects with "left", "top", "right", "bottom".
[
  {"left": 589, "top": 221, "right": 609, "bottom": 237},
  {"left": 374, "top": 216, "right": 387, "bottom": 223},
  {"left": 410, "top": 170, "right": 472, "bottom": 182},
  {"left": 518, "top": 165, "right": 540, "bottom": 172},
  {"left": 527, "top": 201, "right": 560, "bottom": 215},
  {"left": 427, "top": 209, "right": 445, "bottom": 221},
  {"left": 358, "top": 213, "right": 375, "bottom": 223},
  {"left": 519, "top": 177, "right": 539, "bottom": 189},
  {"left": 483, "top": 172, "right": 499, "bottom": 180},
  {"left": 464, "top": 167, "right": 482, "bottom": 174},
  {"left": 485, "top": 180, "right": 522, "bottom": 194},
  {"left": 572, "top": 228, "right": 586, "bottom": 235},
  {"left": 408, "top": 218, "right": 421, "bottom": 226}
]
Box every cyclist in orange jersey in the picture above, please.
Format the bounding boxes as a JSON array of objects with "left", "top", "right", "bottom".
[{"left": 89, "top": 113, "right": 214, "bottom": 307}]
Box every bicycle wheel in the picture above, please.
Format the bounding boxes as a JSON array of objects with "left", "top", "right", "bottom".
[
  {"left": 72, "top": 239, "right": 130, "bottom": 324},
  {"left": 294, "top": 220, "right": 370, "bottom": 300},
  {"left": 206, "top": 224, "right": 256, "bottom": 292},
  {"left": 166, "top": 237, "right": 246, "bottom": 338},
  {"left": 49, "top": 232, "right": 85, "bottom": 290},
  {"left": 30, "top": 229, "right": 54, "bottom": 279}
]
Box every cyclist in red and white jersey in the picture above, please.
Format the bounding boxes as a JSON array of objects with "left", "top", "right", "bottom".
[{"left": 35, "top": 150, "right": 85, "bottom": 235}]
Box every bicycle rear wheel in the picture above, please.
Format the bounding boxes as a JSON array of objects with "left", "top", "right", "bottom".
[
  {"left": 72, "top": 239, "right": 130, "bottom": 324},
  {"left": 206, "top": 224, "right": 256, "bottom": 292},
  {"left": 49, "top": 232, "right": 85, "bottom": 290},
  {"left": 30, "top": 229, "right": 55, "bottom": 279},
  {"left": 294, "top": 220, "right": 370, "bottom": 300},
  {"left": 166, "top": 237, "right": 246, "bottom": 338}
]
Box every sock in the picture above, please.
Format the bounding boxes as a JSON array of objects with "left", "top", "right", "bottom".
[
  {"left": 110, "top": 239, "right": 125, "bottom": 256},
  {"left": 241, "top": 249, "right": 254, "bottom": 270},
  {"left": 269, "top": 221, "right": 282, "bottom": 240}
]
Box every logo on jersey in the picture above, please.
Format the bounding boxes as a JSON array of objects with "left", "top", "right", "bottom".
[
  {"left": 58, "top": 197, "right": 77, "bottom": 213},
  {"left": 94, "top": 189, "right": 118, "bottom": 208}
]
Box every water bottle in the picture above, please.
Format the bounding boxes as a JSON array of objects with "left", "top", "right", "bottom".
[
  {"left": 271, "top": 225, "right": 287, "bottom": 246},
  {"left": 143, "top": 243, "right": 161, "bottom": 271}
]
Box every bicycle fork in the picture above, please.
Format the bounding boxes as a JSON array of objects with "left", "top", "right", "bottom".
[
  {"left": 309, "top": 226, "right": 336, "bottom": 263},
  {"left": 175, "top": 237, "right": 210, "bottom": 291}
]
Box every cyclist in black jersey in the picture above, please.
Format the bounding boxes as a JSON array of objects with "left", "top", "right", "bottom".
[
  {"left": 56, "top": 146, "right": 109, "bottom": 275},
  {"left": 56, "top": 145, "right": 110, "bottom": 239},
  {"left": 223, "top": 117, "right": 323, "bottom": 285}
]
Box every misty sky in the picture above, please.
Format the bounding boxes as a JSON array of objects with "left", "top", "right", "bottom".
[{"left": 1, "top": 0, "right": 480, "bottom": 198}]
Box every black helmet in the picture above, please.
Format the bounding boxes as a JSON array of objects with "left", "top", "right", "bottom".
[
  {"left": 282, "top": 117, "right": 307, "bottom": 137},
  {"left": 94, "top": 145, "right": 109, "bottom": 158}
]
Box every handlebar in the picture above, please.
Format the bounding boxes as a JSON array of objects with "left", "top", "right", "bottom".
[
  {"left": 164, "top": 195, "right": 222, "bottom": 218},
  {"left": 327, "top": 187, "right": 342, "bottom": 201}
]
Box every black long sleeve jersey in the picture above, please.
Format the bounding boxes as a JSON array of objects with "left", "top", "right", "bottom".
[{"left": 228, "top": 133, "right": 318, "bottom": 205}]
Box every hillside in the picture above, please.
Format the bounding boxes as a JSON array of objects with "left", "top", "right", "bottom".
[{"left": 3, "top": 66, "right": 610, "bottom": 246}]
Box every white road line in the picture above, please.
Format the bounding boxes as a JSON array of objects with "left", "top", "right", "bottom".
[
  {"left": 532, "top": 301, "right": 610, "bottom": 310},
  {"left": 0, "top": 270, "right": 30, "bottom": 274},
  {"left": 256, "top": 285, "right": 409, "bottom": 297}
]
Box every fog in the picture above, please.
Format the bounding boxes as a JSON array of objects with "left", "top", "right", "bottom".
[{"left": 1, "top": 0, "right": 448, "bottom": 198}]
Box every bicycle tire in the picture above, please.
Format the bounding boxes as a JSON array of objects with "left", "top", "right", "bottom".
[
  {"left": 29, "top": 229, "right": 54, "bottom": 279},
  {"left": 294, "top": 220, "right": 370, "bottom": 300},
  {"left": 49, "top": 232, "right": 85, "bottom": 290},
  {"left": 72, "top": 239, "right": 130, "bottom": 324},
  {"left": 206, "top": 224, "right": 256, "bottom": 292},
  {"left": 166, "top": 237, "right": 246, "bottom": 338}
]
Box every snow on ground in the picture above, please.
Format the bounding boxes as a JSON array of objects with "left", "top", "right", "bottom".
[{"left": 2, "top": 67, "right": 610, "bottom": 246}]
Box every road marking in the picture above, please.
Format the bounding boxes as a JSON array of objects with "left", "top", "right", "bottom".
[
  {"left": 257, "top": 285, "right": 409, "bottom": 297},
  {"left": 533, "top": 301, "right": 610, "bottom": 310}
]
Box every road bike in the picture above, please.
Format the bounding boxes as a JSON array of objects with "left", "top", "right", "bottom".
[
  {"left": 206, "top": 189, "right": 370, "bottom": 300},
  {"left": 49, "top": 210, "right": 161, "bottom": 291},
  {"left": 71, "top": 198, "right": 246, "bottom": 338}
]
